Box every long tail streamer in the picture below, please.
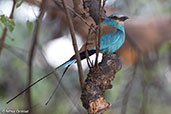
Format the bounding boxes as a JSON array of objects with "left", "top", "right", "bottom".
[
  {"left": 45, "top": 60, "right": 76, "bottom": 105},
  {"left": 6, "top": 59, "right": 76, "bottom": 104}
]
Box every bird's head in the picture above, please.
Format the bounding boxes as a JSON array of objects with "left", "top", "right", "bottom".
[
  {"left": 103, "top": 14, "right": 129, "bottom": 28},
  {"left": 107, "top": 14, "right": 129, "bottom": 25}
]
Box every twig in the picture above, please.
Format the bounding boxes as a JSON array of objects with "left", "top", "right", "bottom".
[
  {"left": 95, "top": 0, "right": 102, "bottom": 67},
  {"left": 27, "top": 0, "right": 47, "bottom": 113},
  {"left": 85, "top": 24, "right": 94, "bottom": 68},
  {"left": 102, "top": 0, "right": 107, "bottom": 8},
  {"left": 0, "top": 28, "right": 7, "bottom": 55},
  {"left": 67, "top": 6, "right": 96, "bottom": 32},
  {"left": 53, "top": 0, "right": 96, "bottom": 32},
  {"left": 61, "top": 0, "right": 84, "bottom": 89},
  {"left": 82, "top": 0, "right": 86, "bottom": 9},
  {"left": 0, "top": 0, "right": 16, "bottom": 55}
]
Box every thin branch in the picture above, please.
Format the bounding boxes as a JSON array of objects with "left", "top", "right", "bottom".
[
  {"left": 82, "top": 0, "right": 86, "bottom": 9},
  {"left": 67, "top": 6, "right": 96, "bottom": 32},
  {"left": 85, "top": 24, "right": 94, "bottom": 68},
  {"left": 102, "top": 0, "right": 107, "bottom": 7},
  {"left": 61, "top": 0, "right": 84, "bottom": 89},
  {"left": 53, "top": 0, "right": 96, "bottom": 32},
  {"left": 0, "top": 28, "right": 7, "bottom": 55},
  {"left": 95, "top": 0, "right": 102, "bottom": 67},
  {"left": 27, "top": 0, "right": 47, "bottom": 113},
  {"left": 0, "top": 0, "right": 16, "bottom": 55}
]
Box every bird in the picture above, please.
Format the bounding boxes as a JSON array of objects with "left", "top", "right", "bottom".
[
  {"left": 57, "top": 14, "right": 129, "bottom": 70},
  {"left": 6, "top": 13, "right": 129, "bottom": 104}
]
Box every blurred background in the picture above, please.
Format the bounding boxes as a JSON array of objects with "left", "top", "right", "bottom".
[{"left": 0, "top": 0, "right": 171, "bottom": 114}]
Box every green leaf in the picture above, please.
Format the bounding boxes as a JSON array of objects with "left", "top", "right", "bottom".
[
  {"left": 26, "top": 20, "right": 33, "bottom": 34},
  {"left": 0, "top": 15, "right": 7, "bottom": 23},
  {"left": 16, "top": 0, "right": 24, "bottom": 8},
  {"left": 0, "top": 15, "right": 15, "bottom": 32},
  {"left": 8, "top": 19, "right": 15, "bottom": 32}
]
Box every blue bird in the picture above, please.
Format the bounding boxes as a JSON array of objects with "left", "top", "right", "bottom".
[
  {"left": 6, "top": 14, "right": 128, "bottom": 104},
  {"left": 58, "top": 14, "right": 129, "bottom": 69}
]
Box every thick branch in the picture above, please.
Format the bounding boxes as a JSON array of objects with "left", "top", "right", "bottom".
[{"left": 81, "top": 53, "right": 122, "bottom": 114}]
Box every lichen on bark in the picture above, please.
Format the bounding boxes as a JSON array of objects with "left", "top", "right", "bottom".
[{"left": 81, "top": 52, "right": 122, "bottom": 114}]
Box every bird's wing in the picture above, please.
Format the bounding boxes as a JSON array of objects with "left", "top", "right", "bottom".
[
  {"left": 79, "top": 24, "right": 117, "bottom": 53},
  {"left": 100, "top": 29, "right": 122, "bottom": 52}
]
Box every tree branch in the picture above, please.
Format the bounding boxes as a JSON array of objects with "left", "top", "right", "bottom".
[
  {"left": 61, "top": 0, "right": 84, "bottom": 89},
  {"left": 53, "top": 0, "right": 96, "bottom": 32},
  {"left": 0, "top": 0, "right": 16, "bottom": 55},
  {"left": 85, "top": 25, "right": 94, "bottom": 68},
  {"left": 81, "top": 53, "right": 122, "bottom": 114},
  {"left": 27, "top": 0, "right": 47, "bottom": 113},
  {"left": 95, "top": 0, "right": 102, "bottom": 67}
]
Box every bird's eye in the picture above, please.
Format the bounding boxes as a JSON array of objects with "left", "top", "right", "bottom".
[
  {"left": 108, "top": 16, "right": 119, "bottom": 20},
  {"left": 108, "top": 15, "right": 129, "bottom": 21}
]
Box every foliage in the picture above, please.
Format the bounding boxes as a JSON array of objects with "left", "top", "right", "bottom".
[
  {"left": 16, "top": 0, "right": 24, "bottom": 8},
  {"left": 26, "top": 20, "right": 33, "bottom": 34},
  {"left": 0, "top": 15, "right": 15, "bottom": 32}
]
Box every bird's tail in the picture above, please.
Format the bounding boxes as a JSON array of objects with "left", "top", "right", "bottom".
[
  {"left": 6, "top": 58, "right": 76, "bottom": 104},
  {"left": 55, "top": 59, "right": 76, "bottom": 71},
  {"left": 44, "top": 59, "right": 76, "bottom": 105},
  {"left": 7, "top": 50, "right": 96, "bottom": 104}
]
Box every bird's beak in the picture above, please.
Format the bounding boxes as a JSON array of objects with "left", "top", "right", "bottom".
[
  {"left": 102, "top": 17, "right": 110, "bottom": 21},
  {"left": 101, "top": 15, "right": 108, "bottom": 21},
  {"left": 121, "top": 16, "right": 129, "bottom": 21}
]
